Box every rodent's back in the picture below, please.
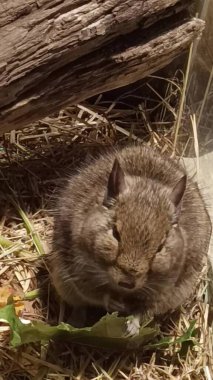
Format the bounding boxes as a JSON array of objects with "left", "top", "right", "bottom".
[
  {"left": 56, "top": 145, "right": 184, "bottom": 214},
  {"left": 55, "top": 144, "right": 209, "bottom": 228}
]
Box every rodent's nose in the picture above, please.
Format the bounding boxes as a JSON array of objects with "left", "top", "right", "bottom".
[{"left": 118, "top": 279, "right": 135, "bottom": 290}]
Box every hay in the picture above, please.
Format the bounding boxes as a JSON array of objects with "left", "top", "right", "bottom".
[{"left": 0, "top": 71, "right": 212, "bottom": 380}]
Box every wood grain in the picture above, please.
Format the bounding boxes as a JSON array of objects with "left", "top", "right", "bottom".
[{"left": 0, "top": 0, "right": 203, "bottom": 132}]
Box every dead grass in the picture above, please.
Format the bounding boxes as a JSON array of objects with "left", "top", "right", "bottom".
[{"left": 0, "top": 69, "right": 212, "bottom": 380}]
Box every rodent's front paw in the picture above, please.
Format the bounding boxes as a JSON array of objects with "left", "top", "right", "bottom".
[
  {"left": 103, "top": 294, "right": 125, "bottom": 313},
  {"left": 126, "top": 316, "right": 140, "bottom": 337}
]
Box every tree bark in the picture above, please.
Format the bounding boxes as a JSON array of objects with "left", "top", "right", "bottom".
[{"left": 0, "top": 0, "right": 204, "bottom": 133}]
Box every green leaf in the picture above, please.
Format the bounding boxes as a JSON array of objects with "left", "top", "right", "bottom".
[
  {"left": 145, "top": 320, "right": 197, "bottom": 352},
  {"left": 0, "top": 304, "right": 159, "bottom": 350},
  {"left": 174, "top": 320, "right": 196, "bottom": 344}
]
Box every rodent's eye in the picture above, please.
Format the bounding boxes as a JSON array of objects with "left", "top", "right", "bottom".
[
  {"left": 157, "top": 242, "right": 164, "bottom": 253},
  {"left": 156, "top": 237, "right": 166, "bottom": 253},
  {"left": 156, "top": 230, "right": 170, "bottom": 253},
  {"left": 112, "top": 225, "right": 121, "bottom": 242}
]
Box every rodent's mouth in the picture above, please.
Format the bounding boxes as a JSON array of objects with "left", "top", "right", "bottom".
[{"left": 112, "top": 282, "right": 136, "bottom": 295}]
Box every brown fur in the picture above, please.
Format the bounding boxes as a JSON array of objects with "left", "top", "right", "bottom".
[{"left": 48, "top": 145, "right": 212, "bottom": 318}]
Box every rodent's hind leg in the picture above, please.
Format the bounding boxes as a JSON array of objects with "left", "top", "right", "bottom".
[
  {"left": 58, "top": 300, "right": 66, "bottom": 323},
  {"left": 67, "top": 306, "right": 87, "bottom": 328}
]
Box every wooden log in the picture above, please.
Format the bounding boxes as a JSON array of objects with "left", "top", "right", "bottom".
[{"left": 0, "top": 0, "right": 203, "bottom": 133}]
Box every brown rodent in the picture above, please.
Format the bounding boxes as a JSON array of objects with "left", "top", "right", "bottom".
[{"left": 49, "top": 145, "right": 211, "bottom": 332}]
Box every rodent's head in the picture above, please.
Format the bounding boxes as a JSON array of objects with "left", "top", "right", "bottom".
[{"left": 80, "top": 158, "right": 187, "bottom": 296}]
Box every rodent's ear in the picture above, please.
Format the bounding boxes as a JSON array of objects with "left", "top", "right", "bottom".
[
  {"left": 170, "top": 175, "right": 187, "bottom": 208},
  {"left": 104, "top": 158, "right": 126, "bottom": 203}
]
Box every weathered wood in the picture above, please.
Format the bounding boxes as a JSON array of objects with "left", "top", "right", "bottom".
[
  {"left": 0, "top": 0, "right": 191, "bottom": 102},
  {"left": 0, "top": 0, "right": 203, "bottom": 133}
]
